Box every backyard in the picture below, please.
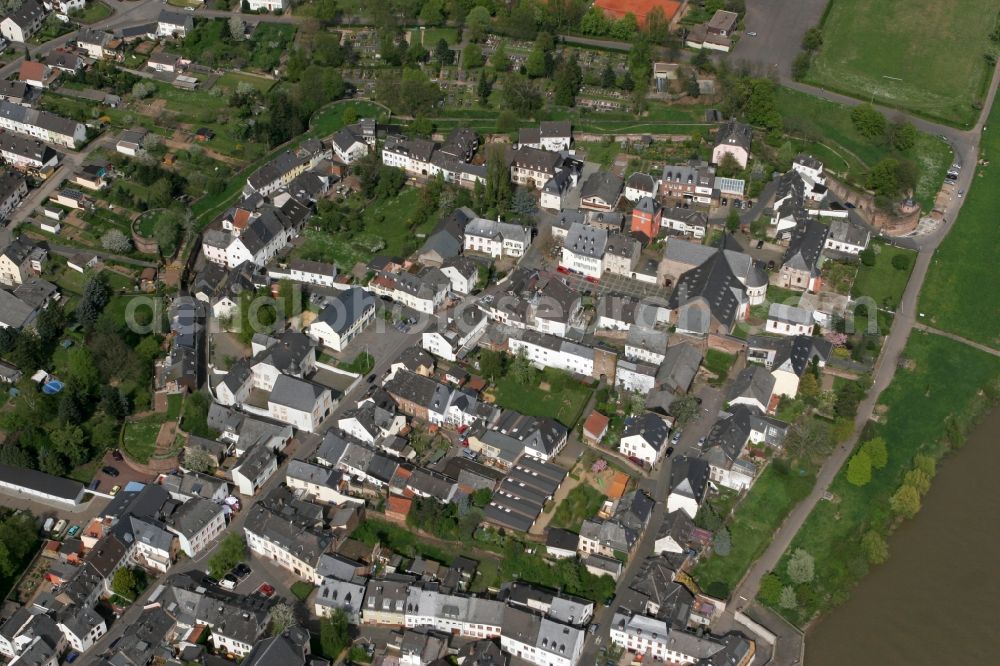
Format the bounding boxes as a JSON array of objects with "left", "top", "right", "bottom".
[
  {"left": 804, "top": 0, "right": 1000, "bottom": 126},
  {"left": 692, "top": 461, "right": 816, "bottom": 599},
  {"left": 763, "top": 332, "right": 1000, "bottom": 625},
  {"left": 850, "top": 243, "right": 915, "bottom": 312},
  {"left": 121, "top": 414, "right": 167, "bottom": 464},
  {"left": 919, "top": 100, "right": 1000, "bottom": 350},
  {"left": 491, "top": 368, "right": 593, "bottom": 429},
  {"left": 550, "top": 485, "right": 606, "bottom": 532}
]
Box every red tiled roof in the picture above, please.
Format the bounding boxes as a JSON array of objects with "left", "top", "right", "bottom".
[
  {"left": 19, "top": 61, "right": 46, "bottom": 82},
  {"left": 583, "top": 411, "right": 610, "bottom": 438},
  {"left": 594, "top": 0, "right": 683, "bottom": 25},
  {"left": 387, "top": 495, "right": 412, "bottom": 517}
]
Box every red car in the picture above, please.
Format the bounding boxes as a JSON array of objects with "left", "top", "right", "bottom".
[
  {"left": 585, "top": 276, "right": 599, "bottom": 284},
  {"left": 557, "top": 266, "right": 570, "bottom": 274},
  {"left": 257, "top": 584, "right": 275, "bottom": 598}
]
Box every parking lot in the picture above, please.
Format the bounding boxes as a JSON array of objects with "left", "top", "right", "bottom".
[
  {"left": 557, "top": 269, "right": 671, "bottom": 301},
  {"left": 89, "top": 451, "right": 156, "bottom": 498}
]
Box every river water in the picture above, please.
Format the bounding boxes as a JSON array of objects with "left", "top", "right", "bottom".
[{"left": 806, "top": 408, "right": 1000, "bottom": 664}]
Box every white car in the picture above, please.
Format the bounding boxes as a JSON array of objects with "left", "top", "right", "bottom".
[{"left": 746, "top": 31, "right": 757, "bottom": 36}]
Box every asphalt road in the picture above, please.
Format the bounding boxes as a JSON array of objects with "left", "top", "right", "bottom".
[{"left": 722, "top": 59, "right": 1000, "bottom": 665}]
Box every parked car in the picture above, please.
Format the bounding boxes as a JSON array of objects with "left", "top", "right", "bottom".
[
  {"left": 366, "top": 374, "right": 376, "bottom": 383},
  {"left": 109, "top": 485, "right": 122, "bottom": 496},
  {"left": 666, "top": 446, "right": 675, "bottom": 457},
  {"left": 233, "top": 563, "right": 252, "bottom": 580},
  {"left": 88, "top": 479, "right": 100, "bottom": 491},
  {"left": 589, "top": 623, "right": 599, "bottom": 635},
  {"left": 51, "top": 519, "right": 67, "bottom": 536},
  {"left": 101, "top": 466, "right": 119, "bottom": 477},
  {"left": 746, "top": 31, "right": 757, "bottom": 36},
  {"left": 756, "top": 239, "right": 764, "bottom": 249},
  {"left": 697, "top": 436, "right": 707, "bottom": 447},
  {"left": 670, "top": 431, "right": 682, "bottom": 445},
  {"left": 257, "top": 583, "right": 275, "bottom": 598},
  {"left": 220, "top": 574, "right": 238, "bottom": 590},
  {"left": 67, "top": 524, "right": 80, "bottom": 538}
]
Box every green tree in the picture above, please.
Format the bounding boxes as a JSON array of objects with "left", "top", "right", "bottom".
[
  {"left": 471, "top": 487, "right": 492, "bottom": 508},
  {"left": 890, "top": 122, "right": 917, "bottom": 151},
  {"left": 891, "top": 253, "right": 911, "bottom": 271},
  {"left": 867, "top": 157, "right": 901, "bottom": 197},
  {"left": 890, "top": 483, "right": 921, "bottom": 519},
  {"left": 716, "top": 153, "right": 742, "bottom": 178},
  {"left": 779, "top": 585, "right": 798, "bottom": 609},
  {"left": 786, "top": 548, "right": 815, "bottom": 584},
  {"left": 859, "top": 247, "right": 877, "bottom": 266},
  {"left": 903, "top": 468, "right": 932, "bottom": 496},
  {"left": 462, "top": 42, "right": 484, "bottom": 69},
  {"left": 669, "top": 395, "right": 701, "bottom": 426},
  {"left": 496, "top": 109, "right": 518, "bottom": 132},
  {"left": 319, "top": 610, "right": 351, "bottom": 660},
  {"left": 758, "top": 573, "right": 783, "bottom": 606},
  {"left": 465, "top": 6, "right": 491, "bottom": 42},
  {"left": 744, "top": 78, "right": 782, "bottom": 132},
  {"left": 419, "top": 0, "right": 444, "bottom": 25},
  {"left": 208, "top": 534, "right": 246, "bottom": 578},
  {"left": 783, "top": 417, "right": 834, "bottom": 462},
  {"left": 111, "top": 567, "right": 143, "bottom": 600},
  {"left": 484, "top": 145, "right": 513, "bottom": 215},
  {"left": 511, "top": 188, "right": 538, "bottom": 222},
  {"left": 269, "top": 603, "right": 296, "bottom": 636},
  {"left": 798, "top": 372, "right": 820, "bottom": 403},
  {"left": 791, "top": 53, "right": 811, "bottom": 81},
  {"left": 553, "top": 54, "right": 581, "bottom": 106},
  {"left": 491, "top": 41, "right": 509, "bottom": 72},
  {"left": 846, "top": 449, "right": 872, "bottom": 486},
  {"left": 477, "top": 72, "right": 493, "bottom": 105},
  {"left": 601, "top": 62, "right": 616, "bottom": 89},
  {"left": 510, "top": 348, "right": 535, "bottom": 384},
  {"left": 434, "top": 38, "right": 454, "bottom": 66},
  {"left": 851, "top": 104, "right": 887, "bottom": 140},
  {"left": 861, "top": 529, "right": 889, "bottom": 565},
  {"left": 525, "top": 48, "right": 546, "bottom": 78},
  {"left": 913, "top": 453, "right": 936, "bottom": 477},
  {"left": 479, "top": 349, "right": 505, "bottom": 380},
  {"left": 65, "top": 347, "right": 100, "bottom": 397},
  {"left": 725, "top": 209, "right": 740, "bottom": 233},
  {"left": 860, "top": 437, "right": 888, "bottom": 469},
  {"left": 501, "top": 74, "right": 542, "bottom": 115},
  {"left": 801, "top": 26, "right": 823, "bottom": 51}
]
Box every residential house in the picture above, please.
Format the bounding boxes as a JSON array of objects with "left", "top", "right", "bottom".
[
  {"left": 630, "top": 196, "right": 662, "bottom": 241},
  {"left": 463, "top": 217, "right": 531, "bottom": 258},
  {"left": 285, "top": 460, "right": 356, "bottom": 505},
  {"left": 615, "top": 358, "right": 658, "bottom": 393},
  {"left": 582, "top": 411, "right": 609, "bottom": 445},
  {"left": 232, "top": 443, "right": 278, "bottom": 496},
  {"left": 540, "top": 168, "right": 574, "bottom": 211},
  {"left": 660, "top": 163, "right": 715, "bottom": 205},
  {"left": 421, "top": 306, "right": 488, "bottom": 362},
  {"left": 157, "top": 10, "right": 193, "bottom": 38},
  {"left": 624, "top": 172, "right": 658, "bottom": 203},
  {"left": 18, "top": 61, "right": 49, "bottom": 89},
  {"left": 286, "top": 259, "right": 337, "bottom": 286},
  {"left": 75, "top": 28, "right": 121, "bottom": 60},
  {"left": 267, "top": 374, "right": 333, "bottom": 433},
  {"left": 603, "top": 232, "right": 640, "bottom": 277},
  {"left": 766, "top": 303, "right": 814, "bottom": 337},
  {"left": 712, "top": 120, "right": 752, "bottom": 169},
  {"left": 702, "top": 406, "right": 759, "bottom": 491},
  {"left": 373, "top": 268, "right": 450, "bottom": 314},
  {"left": 146, "top": 51, "right": 179, "bottom": 73},
  {"left": 625, "top": 327, "right": 668, "bottom": 365},
  {"left": 619, "top": 413, "right": 670, "bottom": 466},
  {"left": 518, "top": 121, "right": 572, "bottom": 151},
  {"left": 746, "top": 334, "right": 831, "bottom": 398},
  {"left": 0, "top": 236, "right": 45, "bottom": 286},
  {"left": 330, "top": 123, "right": 369, "bottom": 164},
  {"left": 779, "top": 218, "right": 827, "bottom": 292},
  {"left": 0, "top": 100, "right": 87, "bottom": 148},
  {"left": 499, "top": 606, "right": 585, "bottom": 666},
  {"left": 653, "top": 510, "right": 697, "bottom": 555},
  {"left": 546, "top": 529, "right": 579, "bottom": 560},
  {"left": 560, "top": 222, "right": 607, "bottom": 279},
  {"left": 510, "top": 146, "right": 563, "bottom": 189},
  {"left": 661, "top": 207, "right": 709, "bottom": 239},
  {"left": 579, "top": 171, "right": 623, "bottom": 212},
  {"left": 165, "top": 497, "right": 226, "bottom": 557},
  {"left": 306, "top": 287, "right": 375, "bottom": 352},
  {"left": 666, "top": 456, "right": 709, "bottom": 519},
  {"left": 1, "top": 0, "right": 45, "bottom": 44},
  {"left": 824, "top": 219, "right": 870, "bottom": 255},
  {"left": 439, "top": 255, "right": 479, "bottom": 294},
  {"left": 417, "top": 229, "right": 462, "bottom": 267},
  {"left": 243, "top": 489, "right": 331, "bottom": 581},
  {"left": 361, "top": 576, "right": 412, "bottom": 625},
  {"left": 115, "top": 128, "right": 148, "bottom": 157},
  {"left": 727, "top": 365, "right": 776, "bottom": 413}
]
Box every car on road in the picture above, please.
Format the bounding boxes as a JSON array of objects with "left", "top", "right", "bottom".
[
  {"left": 697, "top": 436, "right": 707, "bottom": 447},
  {"left": 588, "top": 623, "right": 599, "bottom": 634},
  {"left": 111, "top": 449, "right": 123, "bottom": 461},
  {"left": 958, "top": 189, "right": 964, "bottom": 197},
  {"left": 109, "top": 485, "right": 121, "bottom": 496},
  {"left": 101, "top": 466, "right": 120, "bottom": 477},
  {"left": 233, "top": 563, "right": 252, "bottom": 580},
  {"left": 367, "top": 374, "right": 377, "bottom": 383},
  {"left": 746, "top": 31, "right": 757, "bottom": 36},
  {"left": 666, "top": 446, "right": 675, "bottom": 457},
  {"left": 756, "top": 239, "right": 764, "bottom": 249},
  {"left": 670, "top": 431, "right": 682, "bottom": 445},
  {"left": 67, "top": 525, "right": 80, "bottom": 538},
  {"left": 220, "top": 574, "right": 238, "bottom": 590}
]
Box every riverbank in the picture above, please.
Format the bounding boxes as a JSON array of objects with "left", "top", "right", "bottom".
[
  {"left": 760, "top": 330, "right": 1000, "bottom": 625},
  {"left": 806, "top": 406, "right": 1000, "bottom": 664}
]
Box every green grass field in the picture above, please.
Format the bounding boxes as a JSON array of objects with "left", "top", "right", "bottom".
[
  {"left": 851, "top": 243, "right": 915, "bottom": 311},
  {"left": 919, "top": 103, "right": 1000, "bottom": 350},
  {"left": 774, "top": 87, "right": 952, "bottom": 210},
  {"left": 764, "top": 332, "right": 1000, "bottom": 625},
  {"left": 122, "top": 415, "right": 167, "bottom": 463},
  {"left": 704, "top": 349, "right": 736, "bottom": 386},
  {"left": 215, "top": 71, "right": 276, "bottom": 94},
  {"left": 493, "top": 369, "right": 592, "bottom": 428},
  {"left": 73, "top": 1, "right": 113, "bottom": 23},
  {"left": 692, "top": 462, "right": 816, "bottom": 599},
  {"left": 806, "top": 0, "right": 1000, "bottom": 126},
  {"left": 551, "top": 485, "right": 606, "bottom": 532}
]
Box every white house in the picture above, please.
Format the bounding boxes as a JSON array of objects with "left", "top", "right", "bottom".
[
  {"left": 285, "top": 259, "right": 337, "bottom": 286},
  {"left": 421, "top": 307, "right": 488, "bottom": 362},
  {"left": 439, "top": 256, "right": 479, "bottom": 295},
  {"left": 823, "top": 219, "right": 870, "bottom": 255},
  {"left": 330, "top": 124, "right": 368, "bottom": 164},
  {"left": 615, "top": 359, "right": 657, "bottom": 393},
  {"left": 711, "top": 120, "right": 752, "bottom": 169},
  {"left": 499, "top": 606, "right": 584, "bottom": 666},
  {"left": 765, "top": 303, "right": 814, "bottom": 337},
  {"left": 57, "top": 607, "right": 106, "bottom": 655},
  {"left": 727, "top": 365, "right": 775, "bottom": 413},
  {"left": 463, "top": 217, "right": 531, "bottom": 258},
  {"left": 560, "top": 222, "right": 607, "bottom": 279},
  {"left": 165, "top": 497, "right": 226, "bottom": 557},
  {"left": 0, "top": 100, "right": 87, "bottom": 149},
  {"left": 624, "top": 327, "right": 668, "bottom": 365},
  {"left": 156, "top": 10, "right": 193, "bottom": 38},
  {"left": 231, "top": 443, "right": 278, "bottom": 496},
  {"left": 0, "top": 0, "right": 45, "bottom": 44},
  {"left": 624, "top": 172, "right": 658, "bottom": 203},
  {"left": 382, "top": 135, "right": 435, "bottom": 176},
  {"left": 285, "top": 460, "right": 358, "bottom": 505},
  {"left": 507, "top": 330, "right": 602, "bottom": 380},
  {"left": 518, "top": 121, "right": 572, "bottom": 152},
  {"left": 306, "top": 287, "right": 375, "bottom": 352},
  {"left": 666, "top": 457, "right": 709, "bottom": 519},
  {"left": 267, "top": 374, "right": 334, "bottom": 433},
  {"left": 619, "top": 413, "right": 670, "bottom": 466}
]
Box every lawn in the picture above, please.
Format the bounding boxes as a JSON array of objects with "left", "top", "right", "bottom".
[
  {"left": 337, "top": 352, "right": 375, "bottom": 375},
  {"left": 492, "top": 368, "right": 593, "bottom": 429},
  {"left": 215, "top": 71, "right": 276, "bottom": 94},
  {"left": 73, "top": 0, "right": 113, "bottom": 23},
  {"left": 122, "top": 415, "right": 167, "bottom": 464},
  {"left": 919, "top": 100, "right": 1000, "bottom": 351},
  {"left": 290, "top": 581, "right": 315, "bottom": 602},
  {"left": 550, "top": 485, "right": 606, "bottom": 532},
  {"left": 295, "top": 188, "right": 433, "bottom": 268},
  {"left": 774, "top": 87, "right": 953, "bottom": 210},
  {"left": 704, "top": 349, "right": 736, "bottom": 386},
  {"left": 850, "top": 243, "right": 915, "bottom": 312},
  {"left": 692, "top": 461, "right": 816, "bottom": 599},
  {"left": 409, "top": 27, "right": 460, "bottom": 46},
  {"left": 805, "top": 0, "right": 999, "bottom": 126},
  {"left": 763, "top": 332, "right": 1000, "bottom": 625},
  {"left": 309, "top": 101, "right": 385, "bottom": 135}
]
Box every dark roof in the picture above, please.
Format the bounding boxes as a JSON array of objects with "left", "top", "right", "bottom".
[
  {"left": 782, "top": 218, "right": 828, "bottom": 275},
  {"left": 703, "top": 406, "right": 754, "bottom": 464},
  {"left": 727, "top": 365, "right": 775, "bottom": 406},
  {"left": 313, "top": 287, "right": 375, "bottom": 335},
  {"left": 580, "top": 171, "right": 624, "bottom": 204},
  {"left": 0, "top": 463, "right": 83, "bottom": 500},
  {"left": 5, "top": 0, "right": 44, "bottom": 28},
  {"left": 622, "top": 413, "right": 670, "bottom": 451},
  {"left": 511, "top": 146, "right": 562, "bottom": 174},
  {"left": 667, "top": 250, "right": 747, "bottom": 333},
  {"left": 714, "top": 119, "right": 752, "bottom": 152},
  {"left": 669, "top": 456, "right": 709, "bottom": 502},
  {"left": 546, "top": 528, "right": 580, "bottom": 551},
  {"left": 626, "top": 172, "right": 656, "bottom": 191}
]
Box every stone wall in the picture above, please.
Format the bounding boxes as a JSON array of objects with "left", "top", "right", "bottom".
[
  {"left": 823, "top": 176, "right": 921, "bottom": 236},
  {"left": 131, "top": 213, "right": 160, "bottom": 255}
]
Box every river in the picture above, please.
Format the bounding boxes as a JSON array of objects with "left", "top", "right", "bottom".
[{"left": 806, "top": 408, "right": 1000, "bottom": 664}]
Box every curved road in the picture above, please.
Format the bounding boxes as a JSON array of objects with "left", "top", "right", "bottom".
[{"left": 725, "top": 58, "right": 1000, "bottom": 657}]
